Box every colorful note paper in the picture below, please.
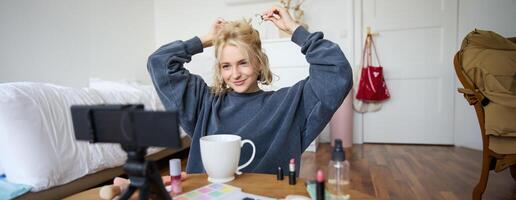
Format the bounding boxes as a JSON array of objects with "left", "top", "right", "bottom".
[{"left": 174, "top": 183, "right": 274, "bottom": 200}]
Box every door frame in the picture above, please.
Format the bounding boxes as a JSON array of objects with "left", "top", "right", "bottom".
[{"left": 352, "top": 0, "right": 364, "bottom": 144}]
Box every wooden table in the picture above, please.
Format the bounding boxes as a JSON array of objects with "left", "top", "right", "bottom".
[
  {"left": 185, "top": 173, "right": 308, "bottom": 198},
  {"left": 65, "top": 173, "right": 376, "bottom": 199},
  {"left": 65, "top": 173, "right": 307, "bottom": 199}
]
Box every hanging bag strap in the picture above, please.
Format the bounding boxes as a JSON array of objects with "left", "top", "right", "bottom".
[
  {"left": 369, "top": 34, "right": 382, "bottom": 67},
  {"left": 356, "top": 34, "right": 370, "bottom": 98},
  {"left": 360, "top": 34, "right": 371, "bottom": 69},
  {"left": 366, "top": 34, "right": 372, "bottom": 67},
  {"left": 363, "top": 34, "right": 378, "bottom": 93}
]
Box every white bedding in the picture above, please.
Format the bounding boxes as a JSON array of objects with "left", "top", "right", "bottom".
[
  {"left": 88, "top": 78, "right": 165, "bottom": 111},
  {"left": 0, "top": 81, "right": 183, "bottom": 192}
]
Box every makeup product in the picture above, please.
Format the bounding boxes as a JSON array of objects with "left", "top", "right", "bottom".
[
  {"left": 316, "top": 170, "right": 325, "bottom": 200},
  {"left": 99, "top": 185, "right": 122, "bottom": 200},
  {"left": 169, "top": 158, "right": 182, "bottom": 195},
  {"left": 328, "top": 139, "right": 350, "bottom": 197},
  {"left": 174, "top": 183, "right": 275, "bottom": 200},
  {"left": 289, "top": 158, "right": 296, "bottom": 185},
  {"left": 277, "top": 166, "right": 284, "bottom": 180}
]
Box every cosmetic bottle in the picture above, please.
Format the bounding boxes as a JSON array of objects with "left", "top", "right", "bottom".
[
  {"left": 327, "top": 139, "right": 349, "bottom": 199},
  {"left": 169, "top": 159, "right": 182, "bottom": 195}
]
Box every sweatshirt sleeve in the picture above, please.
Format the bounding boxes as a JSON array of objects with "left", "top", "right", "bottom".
[
  {"left": 291, "top": 26, "right": 353, "bottom": 149},
  {"left": 147, "top": 37, "right": 211, "bottom": 136}
]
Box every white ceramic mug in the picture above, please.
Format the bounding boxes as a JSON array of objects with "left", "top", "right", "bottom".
[{"left": 199, "top": 134, "right": 256, "bottom": 183}]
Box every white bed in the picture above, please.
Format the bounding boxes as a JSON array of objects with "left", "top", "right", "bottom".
[{"left": 0, "top": 80, "right": 188, "bottom": 198}]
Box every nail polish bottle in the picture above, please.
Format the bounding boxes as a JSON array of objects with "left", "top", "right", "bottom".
[{"left": 277, "top": 166, "right": 284, "bottom": 180}]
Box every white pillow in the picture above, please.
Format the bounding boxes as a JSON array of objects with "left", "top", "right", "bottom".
[
  {"left": 0, "top": 82, "right": 127, "bottom": 191},
  {"left": 89, "top": 78, "right": 187, "bottom": 138},
  {"left": 89, "top": 78, "right": 165, "bottom": 111}
]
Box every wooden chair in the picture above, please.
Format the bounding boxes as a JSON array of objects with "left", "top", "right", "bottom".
[{"left": 453, "top": 32, "right": 516, "bottom": 200}]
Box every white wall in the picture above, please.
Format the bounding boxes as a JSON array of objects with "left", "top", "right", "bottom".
[
  {"left": 0, "top": 0, "right": 156, "bottom": 87},
  {"left": 153, "top": 0, "right": 351, "bottom": 47},
  {"left": 453, "top": 0, "right": 516, "bottom": 150}
]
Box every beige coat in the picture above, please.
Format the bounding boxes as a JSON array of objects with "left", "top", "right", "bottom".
[{"left": 460, "top": 29, "right": 516, "bottom": 138}]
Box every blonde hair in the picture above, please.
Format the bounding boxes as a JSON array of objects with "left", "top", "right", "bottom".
[{"left": 211, "top": 19, "right": 273, "bottom": 95}]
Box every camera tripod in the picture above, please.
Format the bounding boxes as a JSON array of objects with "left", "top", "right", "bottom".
[{"left": 118, "top": 146, "right": 171, "bottom": 200}]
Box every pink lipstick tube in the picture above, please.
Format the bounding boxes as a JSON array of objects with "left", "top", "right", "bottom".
[{"left": 289, "top": 158, "right": 296, "bottom": 185}]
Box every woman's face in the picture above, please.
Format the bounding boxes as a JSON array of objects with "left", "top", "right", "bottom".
[{"left": 219, "top": 45, "right": 260, "bottom": 93}]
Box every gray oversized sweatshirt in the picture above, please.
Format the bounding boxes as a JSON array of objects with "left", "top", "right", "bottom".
[{"left": 147, "top": 26, "right": 352, "bottom": 174}]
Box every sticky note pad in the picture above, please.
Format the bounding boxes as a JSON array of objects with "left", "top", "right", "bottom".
[
  {"left": 209, "top": 184, "right": 223, "bottom": 190},
  {"left": 209, "top": 191, "right": 223, "bottom": 197},
  {"left": 220, "top": 185, "right": 236, "bottom": 193},
  {"left": 175, "top": 183, "right": 275, "bottom": 200},
  {"left": 199, "top": 187, "right": 212, "bottom": 193},
  {"left": 175, "top": 183, "right": 241, "bottom": 200},
  {"left": 184, "top": 191, "right": 200, "bottom": 198}
]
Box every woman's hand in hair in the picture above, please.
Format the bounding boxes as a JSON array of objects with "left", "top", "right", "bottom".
[
  {"left": 262, "top": 6, "right": 300, "bottom": 35},
  {"left": 201, "top": 18, "right": 226, "bottom": 48}
]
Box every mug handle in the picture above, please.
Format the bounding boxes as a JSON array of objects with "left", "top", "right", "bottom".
[{"left": 235, "top": 139, "right": 256, "bottom": 175}]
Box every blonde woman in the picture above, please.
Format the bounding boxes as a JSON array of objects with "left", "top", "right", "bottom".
[{"left": 147, "top": 6, "right": 352, "bottom": 174}]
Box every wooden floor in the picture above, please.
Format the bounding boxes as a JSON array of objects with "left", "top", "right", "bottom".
[{"left": 300, "top": 144, "right": 516, "bottom": 200}]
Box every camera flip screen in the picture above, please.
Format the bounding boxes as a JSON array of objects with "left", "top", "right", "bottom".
[{"left": 71, "top": 104, "right": 181, "bottom": 149}]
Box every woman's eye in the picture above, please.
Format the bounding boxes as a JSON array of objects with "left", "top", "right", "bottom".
[
  {"left": 240, "top": 61, "right": 248, "bottom": 66},
  {"left": 222, "top": 65, "right": 230, "bottom": 70}
]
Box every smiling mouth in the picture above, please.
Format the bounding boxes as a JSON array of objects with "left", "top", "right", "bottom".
[{"left": 233, "top": 79, "right": 246, "bottom": 86}]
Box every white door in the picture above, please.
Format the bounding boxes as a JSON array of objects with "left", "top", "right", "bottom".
[{"left": 360, "top": 0, "right": 457, "bottom": 144}]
